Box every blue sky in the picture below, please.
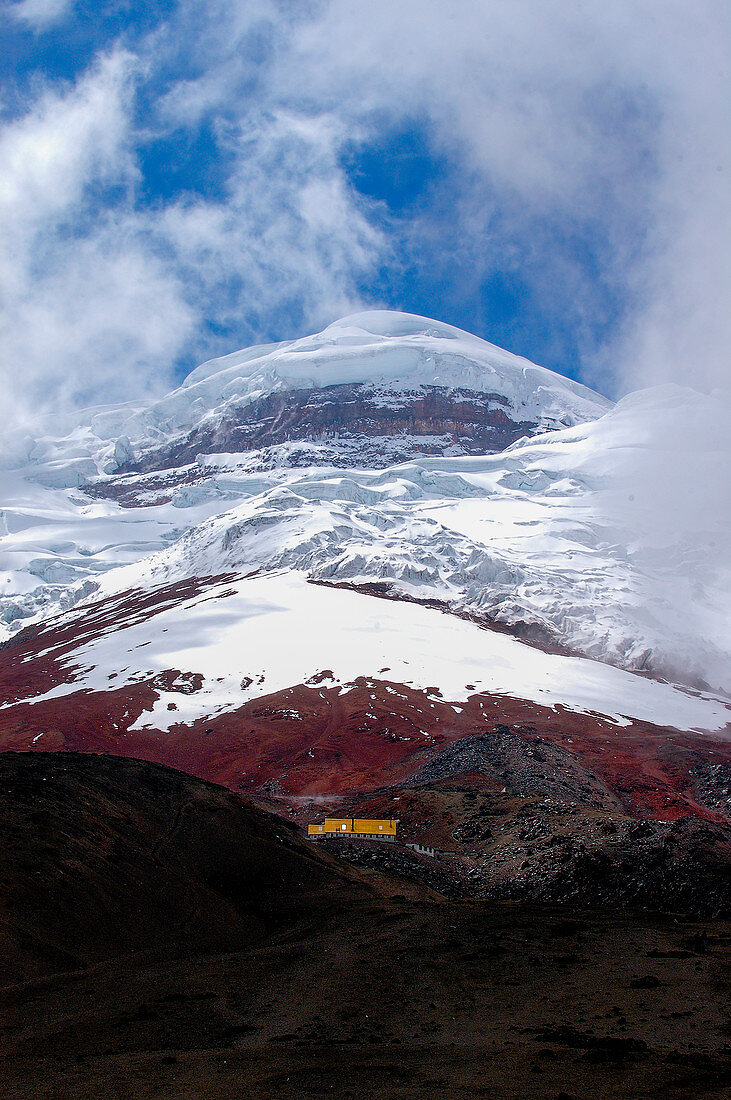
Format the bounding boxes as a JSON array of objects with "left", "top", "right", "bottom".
[{"left": 1, "top": 0, "right": 728, "bottom": 420}]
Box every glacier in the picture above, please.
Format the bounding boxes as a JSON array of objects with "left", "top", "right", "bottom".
[{"left": 0, "top": 312, "right": 729, "bottom": 704}]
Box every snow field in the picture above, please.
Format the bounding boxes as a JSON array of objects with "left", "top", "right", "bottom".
[
  {"left": 1, "top": 312, "right": 728, "bottom": 705},
  {"left": 17, "top": 573, "right": 730, "bottom": 734}
]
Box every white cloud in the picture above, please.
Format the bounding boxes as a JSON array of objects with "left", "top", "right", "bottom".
[
  {"left": 0, "top": 53, "right": 196, "bottom": 421},
  {"left": 282, "top": 0, "right": 729, "bottom": 394},
  {"left": 1, "top": 225, "right": 196, "bottom": 419},
  {"left": 0, "top": 51, "right": 134, "bottom": 235},
  {"left": 1, "top": 0, "right": 728, "bottom": 430},
  {"left": 156, "top": 110, "right": 383, "bottom": 341},
  {"left": 0, "top": 46, "right": 383, "bottom": 424},
  {"left": 152, "top": 0, "right": 286, "bottom": 127},
  {"left": 600, "top": 4, "right": 731, "bottom": 395},
  {"left": 286, "top": 2, "right": 646, "bottom": 205},
  {"left": 7, "top": 0, "right": 73, "bottom": 30}
]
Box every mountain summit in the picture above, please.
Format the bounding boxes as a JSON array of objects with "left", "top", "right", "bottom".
[
  {"left": 75, "top": 310, "right": 612, "bottom": 477},
  {"left": 1, "top": 311, "right": 610, "bottom": 481}
]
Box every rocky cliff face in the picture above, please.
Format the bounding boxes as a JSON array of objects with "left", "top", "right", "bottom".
[{"left": 118, "top": 382, "right": 551, "bottom": 475}]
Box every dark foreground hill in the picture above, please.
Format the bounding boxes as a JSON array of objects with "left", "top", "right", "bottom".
[
  {"left": 1, "top": 752, "right": 729, "bottom": 1100},
  {"left": 0, "top": 751, "right": 386, "bottom": 984}
]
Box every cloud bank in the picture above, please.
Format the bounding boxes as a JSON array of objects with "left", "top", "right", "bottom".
[
  {"left": 0, "top": 0, "right": 728, "bottom": 423},
  {"left": 8, "top": 0, "right": 72, "bottom": 30}
]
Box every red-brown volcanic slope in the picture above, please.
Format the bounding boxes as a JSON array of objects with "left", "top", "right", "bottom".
[{"left": 1, "top": 582, "right": 729, "bottom": 827}]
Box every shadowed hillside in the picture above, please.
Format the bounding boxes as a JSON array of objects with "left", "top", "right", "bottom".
[
  {"left": 0, "top": 751, "right": 387, "bottom": 984},
  {"left": 0, "top": 752, "right": 729, "bottom": 1099}
]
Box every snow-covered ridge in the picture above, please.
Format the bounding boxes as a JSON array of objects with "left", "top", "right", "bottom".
[
  {"left": 0, "top": 311, "right": 610, "bottom": 478},
  {"left": 9, "top": 572, "right": 728, "bottom": 736},
  {"left": 4, "top": 382, "right": 726, "bottom": 699},
  {"left": 179, "top": 311, "right": 609, "bottom": 423},
  {"left": 1, "top": 312, "right": 728, "bottom": 707},
  {"left": 71, "top": 386, "right": 722, "bottom": 696},
  {"left": 153, "top": 311, "right": 610, "bottom": 457}
]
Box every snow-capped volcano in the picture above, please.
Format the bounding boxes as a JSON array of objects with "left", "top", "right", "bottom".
[
  {"left": 169, "top": 310, "right": 609, "bottom": 439},
  {"left": 1, "top": 311, "right": 610, "bottom": 482},
  {"left": 0, "top": 310, "right": 609, "bottom": 630},
  {"left": 0, "top": 311, "right": 728, "bottom": 723},
  {"left": 2, "top": 310, "right": 730, "bottom": 854}
]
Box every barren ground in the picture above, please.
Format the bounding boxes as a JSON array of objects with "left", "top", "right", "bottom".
[{"left": 1, "top": 753, "right": 729, "bottom": 1100}]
